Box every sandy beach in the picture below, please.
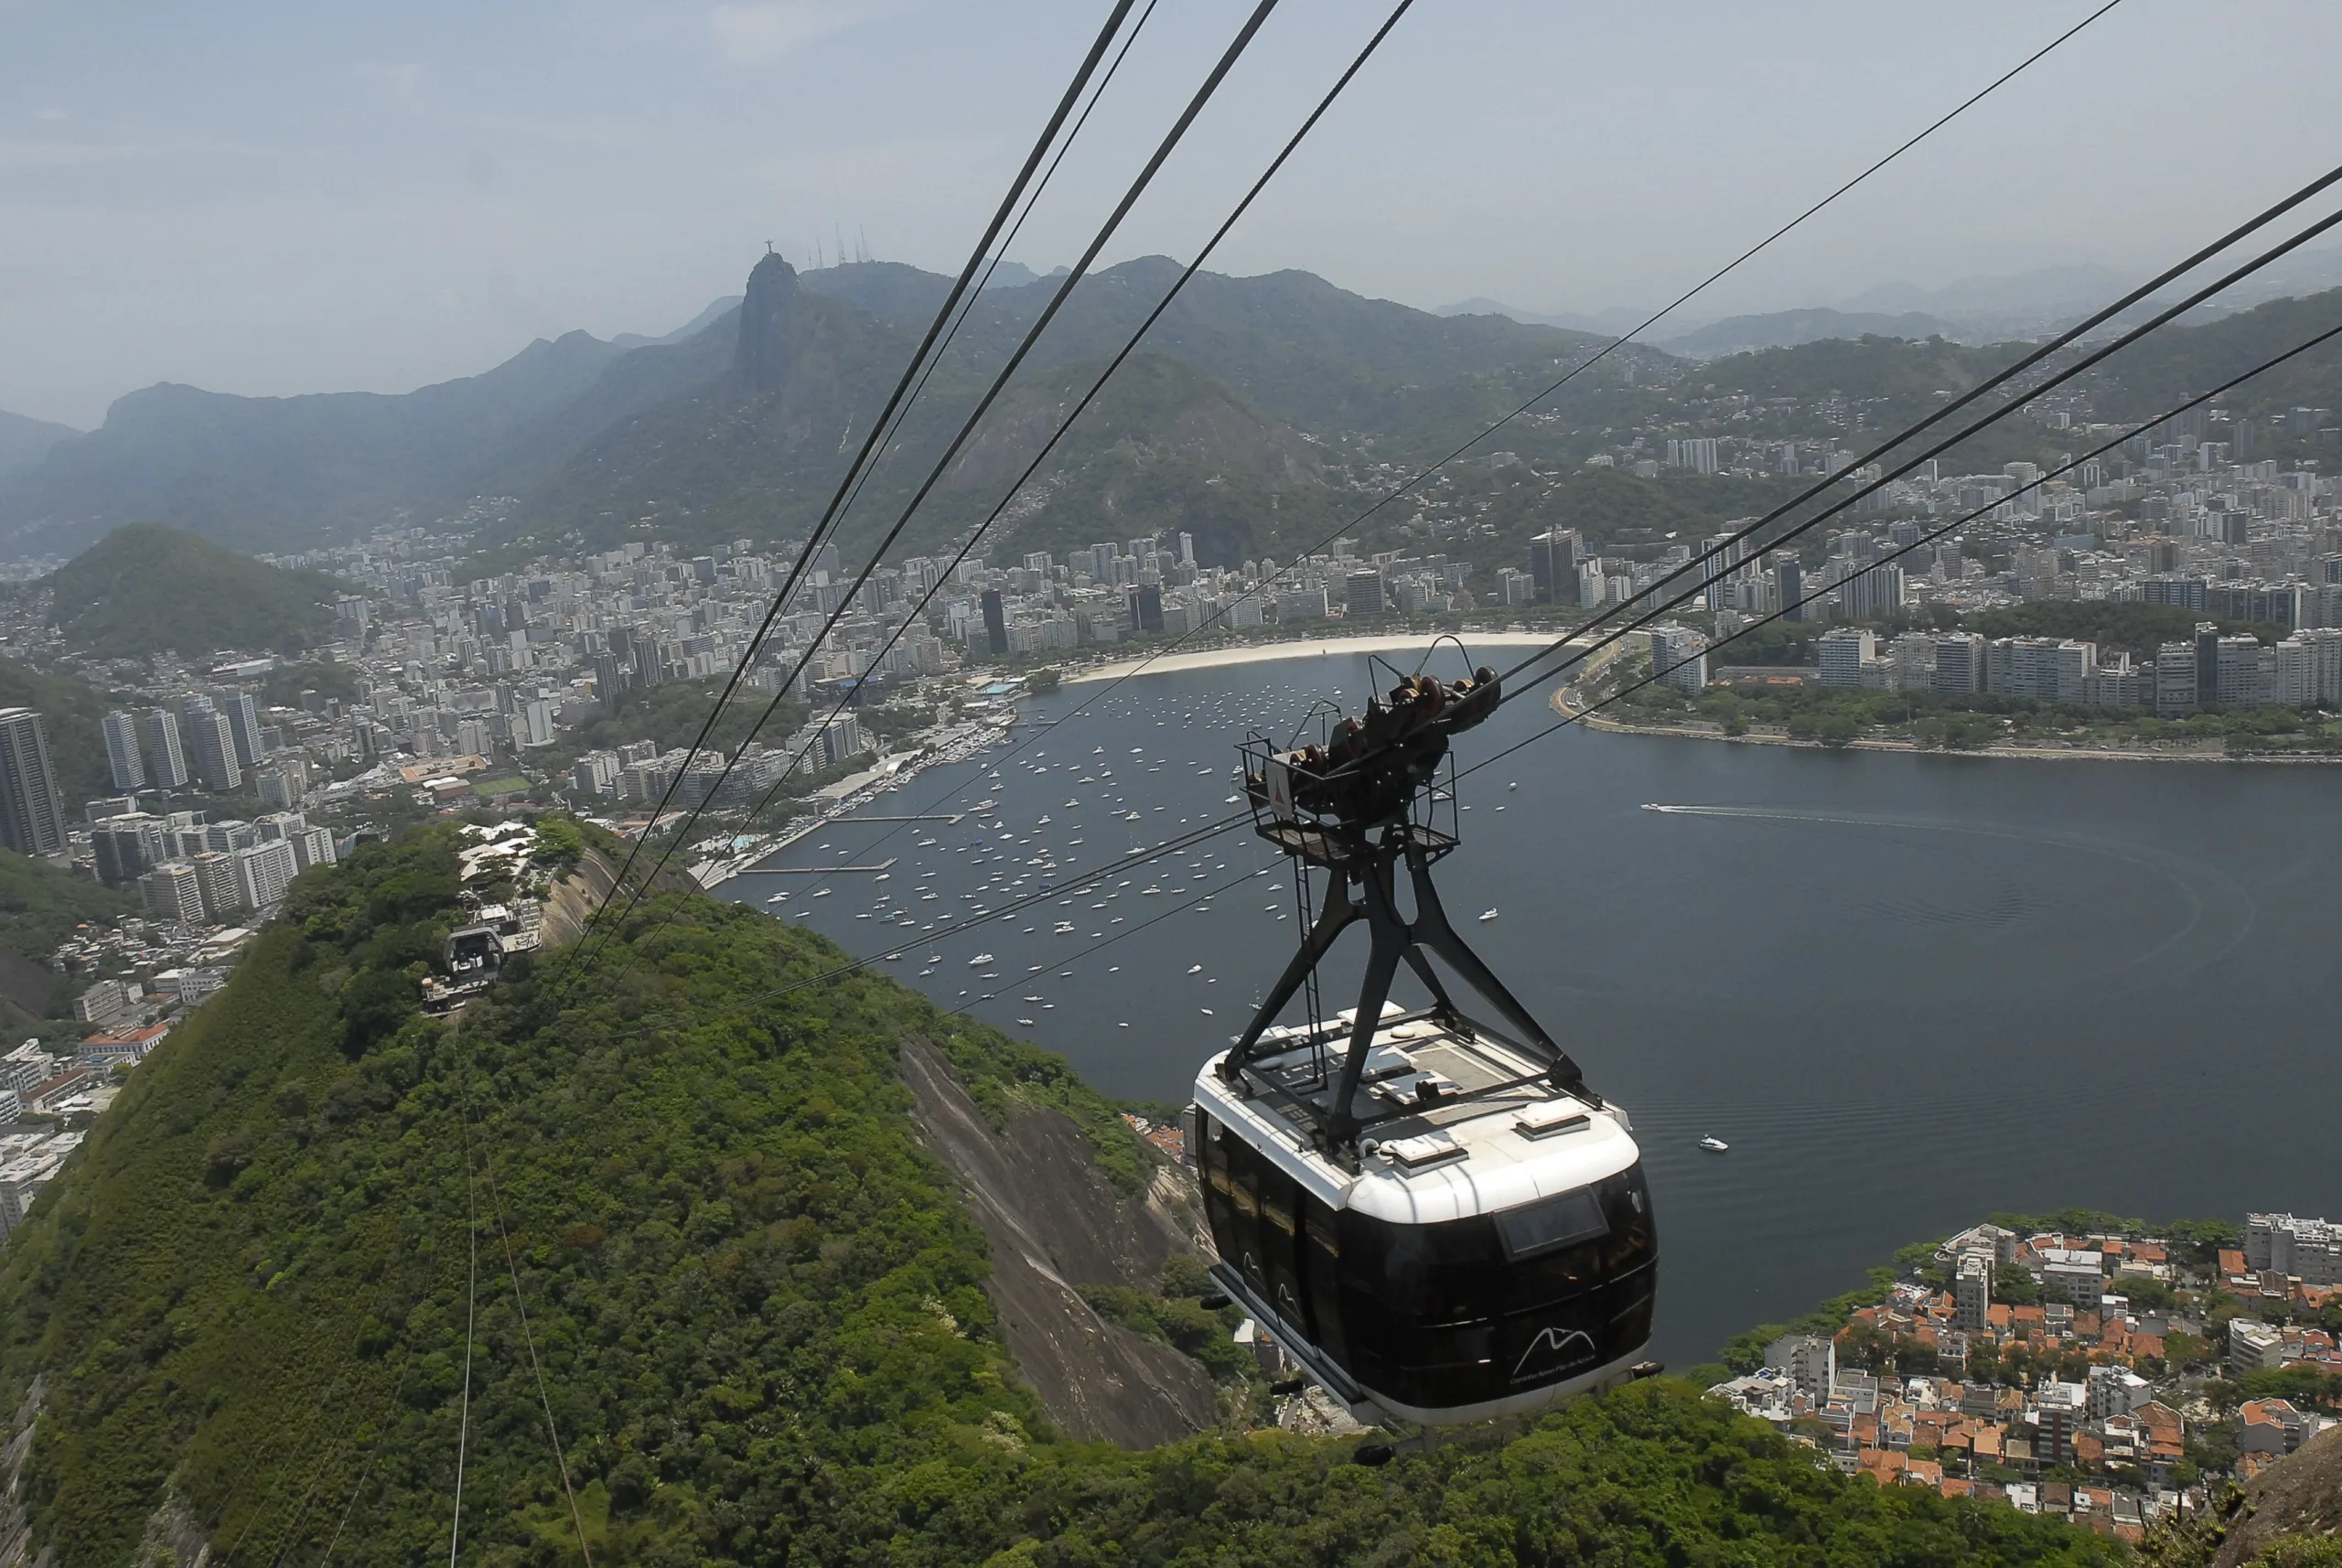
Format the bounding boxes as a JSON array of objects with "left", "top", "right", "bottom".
[{"left": 1063, "top": 630, "right": 1574, "bottom": 683}]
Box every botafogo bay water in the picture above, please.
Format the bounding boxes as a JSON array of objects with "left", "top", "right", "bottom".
[{"left": 720, "top": 647, "right": 2342, "bottom": 1370}]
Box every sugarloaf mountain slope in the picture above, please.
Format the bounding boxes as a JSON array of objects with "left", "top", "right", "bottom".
[{"left": 0, "top": 825, "right": 2126, "bottom": 1565}]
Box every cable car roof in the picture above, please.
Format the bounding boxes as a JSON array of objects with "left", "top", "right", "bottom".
[{"left": 1196, "top": 1004, "right": 1639, "bottom": 1228}]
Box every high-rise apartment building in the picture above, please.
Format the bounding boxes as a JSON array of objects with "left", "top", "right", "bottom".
[
  {"left": 1771, "top": 554, "right": 1806, "bottom": 621},
  {"left": 2246, "top": 1212, "right": 2342, "bottom": 1286},
  {"left": 1931, "top": 633, "right": 1987, "bottom": 694},
  {"left": 179, "top": 699, "right": 242, "bottom": 793},
  {"left": 1343, "top": 570, "right": 1385, "bottom": 618},
  {"left": 233, "top": 839, "right": 298, "bottom": 911},
  {"left": 1837, "top": 563, "right": 1905, "bottom": 623},
  {"left": 0, "top": 710, "right": 65, "bottom": 858},
  {"left": 142, "top": 709, "right": 190, "bottom": 789},
  {"left": 288, "top": 825, "right": 338, "bottom": 873},
  {"left": 190, "top": 851, "right": 242, "bottom": 919},
  {"left": 102, "top": 710, "right": 145, "bottom": 791},
  {"left": 221, "top": 692, "right": 264, "bottom": 768},
  {"left": 1817, "top": 628, "right": 1875, "bottom": 687},
  {"left": 979, "top": 589, "right": 1008, "bottom": 656},
  {"left": 1527, "top": 530, "right": 1581, "bottom": 605},
  {"left": 2154, "top": 640, "right": 2199, "bottom": 716},
  {"left": 1130, "top": 584, "right": 1165, "bottom": 635},
  {"left": 139, "top": 862, "right": 205, "bottom": 924},
  {"left": 1666, "top": 437, "right": 1720, "bottom": 475},
  {"left": 1988, "top": 638, "right": 2097, "bottom": 703},
  {"left": 2272, "top": 628, "right": 2342, "bottom": 707},
  {"left": 91, "top": 813, "right": 164, "bottom": 886},
  {"left": 1955, "top": 1254, "right": 1993, "bottom": 1332},
  {"left": 1647, "top": 623, "right": 1709, "bottom": 695}
]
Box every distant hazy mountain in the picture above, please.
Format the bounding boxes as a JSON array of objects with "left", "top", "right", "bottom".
[
  {"left": 42, "top": 246, "right": 2331, "bottom": 575},
  {"left": 0, "top": 409, "right": 79, "bottom": 482},
  {"left": 1657, "top": 307, "right": 1968, "bottom": 358},
  {"left": 2, "top": 254, "right": 1630, "bottom": 564},
  {"left": 982, "top": 260, "right": 1069, "bottom": 289},
  {"left": 1437, "top": 297, "right": 1659, "bottom": 337},
  {"left": 1833, "top": 264, "right": 2134, "bottom": 338},
  {"left": 0, "top": 315, "right": 754, "bottom": 557},
  {"left": 501, "top": 255, "right": 1649, "bottom": 563},
  {"left": 611, "top": 295, "right": 741, "bottom": 349},
  {"left": 800, "top": 259, "right": 1619, "bottom": 433}
]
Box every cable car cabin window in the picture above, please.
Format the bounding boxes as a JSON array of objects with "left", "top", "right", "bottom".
[
  {"left": 1495, "top": 1188, "right": 1608, "bottom": 1262},
  {"left": 1327, "top": 1164, "right": 1660, "bottom": 1411},
  {"left": 1195, "top": 1112, "right": 1243, "bottom": 1268},
  {"left": 1600, "top": 1164, "right": 1658, "bottom": 1277},
  {"left": 1337, "top": 1211, "right": 1504, "bottom": 1323},
  {"left": 1230, "top": 1160, "right": 1259, "bottom": 1219},
  {"left": 1254, "top": 1163, "right": 1310, "bottom": 1335},
  {"left": 1301, "top": 1193, "right": 1348, "bottom": 1366}
]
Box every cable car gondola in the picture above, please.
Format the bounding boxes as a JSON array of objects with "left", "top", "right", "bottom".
[{"left": 1190, "top": 659, "right": 1658, "bottom": 1425}]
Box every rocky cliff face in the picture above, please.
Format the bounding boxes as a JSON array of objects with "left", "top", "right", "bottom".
[
  {"left": 898, "top": 1040, "right": 1217, "bottom": 1448},
  {"left": 735, "top": 252, "right": 803, "bottom": 394},
  {"left": 2143, "top": 1424, "right": 2342, "bottom": 1566},
  {"left": 2208, "top": 1423, "right": 2342, "bottom": 1566}
]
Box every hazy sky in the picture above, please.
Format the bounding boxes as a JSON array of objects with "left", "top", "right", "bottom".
[{"left": 8, "top": 0, "right": 2342, "bottom": 427}]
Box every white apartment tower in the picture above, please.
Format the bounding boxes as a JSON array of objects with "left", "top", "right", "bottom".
[{"left": 102, "top": 710, "right": 145, "bottom": 791}]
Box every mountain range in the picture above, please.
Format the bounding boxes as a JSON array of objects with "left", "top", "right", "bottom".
[
  {"left": 0, "top": 255, "right": 1657, "bottom": 565},
  {"left": 0, "top": 410, "right": 78, "bottom": 485},
  {"left": 1445, "top": 248, "right": 2342, "bottom": 350},
  {"left": 7, "top": 253, "right": 2342, "bottom": 573}
]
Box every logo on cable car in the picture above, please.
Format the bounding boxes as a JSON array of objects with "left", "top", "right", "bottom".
[{"left": 1509, "top": 1326, "right": 1598, "bottom": 1384}]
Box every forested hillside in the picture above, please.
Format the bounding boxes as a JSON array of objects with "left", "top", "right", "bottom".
[
  {"left": 0, "top": 824, "right": 2129, "bottom": 1565},
  {"left": 44, "top": 523, "right": 344, "bottom": 658}
]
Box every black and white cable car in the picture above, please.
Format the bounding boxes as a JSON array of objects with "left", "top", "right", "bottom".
[{"left": 1191, "top": 659, "right": 1658, "bottom": 1425}]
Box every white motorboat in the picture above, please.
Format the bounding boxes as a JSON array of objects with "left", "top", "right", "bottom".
[
  {"left": 1699, "top": 1135, "right": 1730, "bottom": 1153},
  {"left": 1477, "top": 909, "right": 1499, "bottom": 923},
  {"left": 968, "top": 953, "right": 994, "bottom": 966}
]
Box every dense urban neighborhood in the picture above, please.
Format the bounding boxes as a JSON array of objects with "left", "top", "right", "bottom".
[{"left": 1711, "top": 1213, "right": 2342, "bottom": 1543}]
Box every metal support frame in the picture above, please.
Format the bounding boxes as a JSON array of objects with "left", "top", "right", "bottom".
[{"left": 1222, "top": 823, "right": 1593, "bottom": 1155}]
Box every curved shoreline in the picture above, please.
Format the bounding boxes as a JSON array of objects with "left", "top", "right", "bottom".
[
  {"left": 1552, "top": 685, "right": 2342, "bottom": 766},
  {"left": 1062, "top": 630, "right": 1566, "bottom": 683}
]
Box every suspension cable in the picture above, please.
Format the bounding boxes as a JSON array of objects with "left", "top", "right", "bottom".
[
  {"left": 568, "top": 0, "right": 1335, "bottom": 989},
  {"left": 448, "top": 1079, "right": 480, "bottom": 1568},
  {"left": 1458, "top": 310, "right": 2342, "bottom": 783},
  {"left": 1486, "top": 163, "right": 2342, "bottom": 702},
  {"left": 683, "top": 0, "right": 2128, "bottom": 914},
  {"left": 555, "top": 0, "right": 1145, "bottom": 984},
  {"left": 464, "top": 1047, "right": 595, "bottom": 1567},
  {"left": 1479, "top": 186, "right": 2342, "bottom": 720}
]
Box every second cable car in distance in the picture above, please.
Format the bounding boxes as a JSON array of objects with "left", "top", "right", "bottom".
[{"left": 1190, "top": 657, "right": 1659, "bottom": 1425}]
